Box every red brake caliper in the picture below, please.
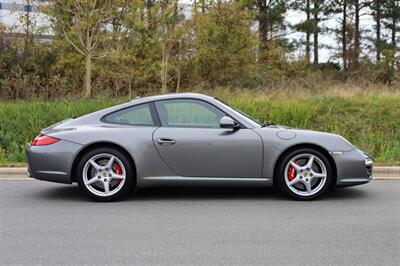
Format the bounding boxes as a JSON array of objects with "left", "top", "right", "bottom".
[
  {"left": 113, "top": 163, "right": 122, "bottom": 185},
  {"left": 288, "top": 160, "right": 298, "bottom": 181}
]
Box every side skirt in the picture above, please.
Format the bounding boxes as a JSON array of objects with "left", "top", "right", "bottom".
[{"left": 138, "top": 176, "right": 273, "bottom": 187}]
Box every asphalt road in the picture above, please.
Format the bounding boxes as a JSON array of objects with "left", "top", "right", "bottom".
[{"left": 1, "top": 180, "right": 399, "bottom": 266}]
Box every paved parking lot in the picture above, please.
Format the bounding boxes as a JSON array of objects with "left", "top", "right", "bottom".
[{"left": 1, "top": 180, "right": 399, "bottom": 265}]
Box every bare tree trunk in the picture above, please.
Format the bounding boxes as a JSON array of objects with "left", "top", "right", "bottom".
[
  {"left": 376, "top": 0, "right": 381, "bottom": 61},
  {"left": 24, "top": 0, "right": 32, "bottom": 57},
  {"left": 306, "top": 0, "right": 311, "bottom": 64},
  {"left": 0, "top": 30, "right": 3, "bottom": 52},
  {"left": 313, "top": 1, "right": 319, "bottom": 65},
  {"left": 128, "top": 79, "right": 133, "bottom": 99},
  {"left": 161, "top": 43, "right": 169, "bottom": 94},
  {"left": 85, "top": 53, "right": 92, "bottom": 98},
  {"left": 390, "top": 1, "right": 396, "bottom": 76},
  {"left": 164, "top": 53, "right": 169, "bottom": 93},
  {"left": 176, "top": 73, "right": 181, "bottom": 93},
  {"left": 354, "top": 0, "right": 360, "bottom": 67},
  {"left": 161, "top": 44, "right": 165, "bottom": 94},
  {"left": 114, "top": 79, "right": 120, "bottom": 97},
  {"left": 342, "top": 0, "right": 347, "bottom": 72},
  {"left": 392, "top": 9, "right": 396, "bottom": 49},
  {"left": 176, "top": 40, "right": 182, "bottom": 93},
  {"left": 258, "top": 0, "right": 268, "bottom": 51}
]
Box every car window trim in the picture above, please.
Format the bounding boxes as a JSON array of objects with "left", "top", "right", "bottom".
[
  {"left": 153, "top": 98, "right": 245, "bottom": 129},
  {"left": 149, "top": 102, "right": 161, "bottom": 126}
]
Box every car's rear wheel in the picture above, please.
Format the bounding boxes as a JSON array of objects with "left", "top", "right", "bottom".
[
  {"left": 276, "top": 148, "right": 332, "bottom": 200},
  {"left": 77, "top": 147, "right": 134, "bottom": 201}
]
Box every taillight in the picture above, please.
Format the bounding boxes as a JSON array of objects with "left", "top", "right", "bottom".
[{"left": 31, "top": 134, "right": 60, "bottom": 146}]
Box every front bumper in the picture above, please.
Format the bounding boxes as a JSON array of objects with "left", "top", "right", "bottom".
[
  {"left": 333, "top": 148, "right": 373, "bottom": 187},
  {"left": 26, "top": 140, "right": 82, "bottom": 184}
]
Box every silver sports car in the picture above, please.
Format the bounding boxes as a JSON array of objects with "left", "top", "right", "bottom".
[{"left": 26, "top": 93, "right": 373, "bottom": 201}]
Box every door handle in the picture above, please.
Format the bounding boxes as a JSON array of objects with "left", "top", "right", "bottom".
[{"left": 157, "top": 138, "right": 176, "bottom": 146}]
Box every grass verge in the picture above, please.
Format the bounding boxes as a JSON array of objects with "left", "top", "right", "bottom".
[{"left": 1, "top": 89, "right": 399, "bottom": 165}]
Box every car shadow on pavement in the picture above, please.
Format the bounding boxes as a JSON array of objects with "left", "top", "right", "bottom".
[
  {"left": 31, "top": 183, "right": 369, "bottom": 202},
  {"left": 129, "top": 186, "right": 369, "bottom": 202},
  {"left": 31, "top": 184, "right": 88, "bottom": 202}
]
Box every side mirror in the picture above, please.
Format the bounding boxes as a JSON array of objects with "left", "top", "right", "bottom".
[{"left": 219, "top": 116, "right": 240, "bottom": 129}]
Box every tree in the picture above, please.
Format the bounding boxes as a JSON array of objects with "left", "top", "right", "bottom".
[
  {"left": 350, "top": 0, "right": 369, "bottom": 68},
  {"left": 191, "top": 2, "right": 258, "bottom": 87},
  {"left": 23, "top": 0, "right": 34, "bottom": 54},
  {"left": 306, "top": 0, "right": 311, "bottom": 63},
  {"left": 291, "top": 0, "right": 313, "bottom": 63},
  {"left": 255, "top": 0, "right": 286, "bottom": 50},
  {"left": 0, "top": 22, "right": 4, "bottom": 52},
  {"left": 311, "top": 0, "right": 327, "bottom": 65},
  {"left": 158, "top": 0, "right": 184, "bottom": 94},
  {"left": 371, "top": 0, "right": 382, "bottom": 61},
  {"left": 343, "top": 0, "right": 348, "bottom": 71},
  {"left": 53, "top": 0, "right": 114, "bottom": 98},
  {"left": 380, "top": 0, "right": 400, "bottom": 80},
  {"left": 382, "top": 0, "right": 400, "bottom": 51},
  {"left": 325, "top": 0, "right": 348, "bottom": 71}
]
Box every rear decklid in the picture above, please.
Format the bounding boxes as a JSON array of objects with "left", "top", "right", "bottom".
[{"left": 42, "top": 118, "right": 76, "bottom": 134}]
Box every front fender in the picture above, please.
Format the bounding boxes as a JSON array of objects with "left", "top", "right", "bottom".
[{"left": 254, "top": 128, "right": 355, "bottom": 178}]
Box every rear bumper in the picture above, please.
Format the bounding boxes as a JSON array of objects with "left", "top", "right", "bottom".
[
  {"left": 26, "top": 140, "right": 82, "bottom": 184},
  {"left": 334, "top": 148, "right": 373, "bottom": 187}
]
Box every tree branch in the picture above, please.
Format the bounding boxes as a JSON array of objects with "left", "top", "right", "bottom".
[{"left": 62, "top": 27, "right": 86, "bottom": 56}]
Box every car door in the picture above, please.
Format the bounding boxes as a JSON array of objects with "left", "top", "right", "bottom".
[{"left": 152, "top": 99, "right": 263, "bottom": 178}]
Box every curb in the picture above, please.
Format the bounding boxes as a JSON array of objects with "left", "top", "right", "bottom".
[
  {"left": 0, "top": 167, "right": 399, "bottom": 180},
  {"left": 371, "top": 166, "right": 400, "bottom": 174},
  {"left": 0, "top": 168, "right": 27, "bottom": 176}
]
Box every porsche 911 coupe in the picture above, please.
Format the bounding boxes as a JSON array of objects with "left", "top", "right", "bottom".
[{"left": 26, "top": 93, "right": 373, "bottom": 201}]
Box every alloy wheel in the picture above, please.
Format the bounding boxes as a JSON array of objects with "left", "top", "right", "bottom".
[
  {"left": 82, "top": 153, "right": 127, "bottom": 197},
  {"left": 284, "top": 153, "right": 328, "bottom": 197}
]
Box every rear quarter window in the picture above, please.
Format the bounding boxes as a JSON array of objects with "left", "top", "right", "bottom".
[{"left": 103, "top": 104, "right": 154, "bottom": 126}]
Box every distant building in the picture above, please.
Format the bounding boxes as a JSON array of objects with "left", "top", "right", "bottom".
[
  {"left": 0, "top": 0, "right": 52, "bottom": 39},
  {"left": 0, "top": 1, "right": 40, "bottom": 25}
]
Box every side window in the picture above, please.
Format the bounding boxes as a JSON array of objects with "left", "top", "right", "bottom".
[
  {"left": 103, "top": 104, "right": 154, "bottom": 126},
  {"left": 155, "top": 99, "right": 225, "bottom": 128}
]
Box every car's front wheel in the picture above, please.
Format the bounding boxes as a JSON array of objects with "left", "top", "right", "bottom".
[
  {"left": 276, "top": 148, "right": 332, "bottom": 200},
  {"left": 77, "top": 147, "right": 134, "bottom": 201}
]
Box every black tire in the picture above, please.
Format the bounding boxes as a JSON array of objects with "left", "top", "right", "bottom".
[
  {"left": 276, "top": 148, "right": 332, "bottom": 200},
  {"left": 77, "top": 147, "right": 135, "bottom": 201}
]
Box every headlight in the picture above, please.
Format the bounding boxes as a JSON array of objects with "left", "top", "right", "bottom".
[{"left": 365, "top": 158, "right": 373, "bottom": 165}]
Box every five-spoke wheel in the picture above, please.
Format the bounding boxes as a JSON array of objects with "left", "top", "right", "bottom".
[
  {"left": 277, "top": 148, "right": 332, "bottom": 200},
  {"left": 77, "top": 147, "right": 134, "bottom": 201}
]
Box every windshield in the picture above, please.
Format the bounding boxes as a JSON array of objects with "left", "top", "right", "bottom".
[{"left": 215, "top": 98, "right": 263, "bottom": 127}]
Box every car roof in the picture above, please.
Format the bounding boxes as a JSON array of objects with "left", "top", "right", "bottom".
[
  {"left": 130, "top": 93, "right": 215, "bottom": 104},
  {"left": 64, "top": 93, "right": 215, "bottom": 125},
  {"left": 62, "top": 92, "right": 261, "bottom": 129}
]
